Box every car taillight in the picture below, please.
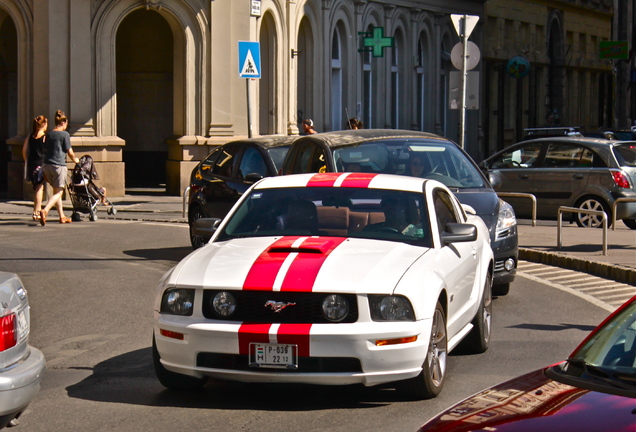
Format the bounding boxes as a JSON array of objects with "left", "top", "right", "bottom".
[
  {"left": 0, "top": 314, "right": 17, "bottom": 351},
  {"left": 610, "top": 170, "right": 632, "bottom": 189}
]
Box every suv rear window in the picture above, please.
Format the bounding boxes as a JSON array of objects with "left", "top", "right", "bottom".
[{"left": 614, "top": 143, "right": 636, "bottom": 167}]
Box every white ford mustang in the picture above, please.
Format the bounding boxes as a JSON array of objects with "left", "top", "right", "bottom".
[{"left": 153, "top": 173, "right": 494, "bottom": 399}]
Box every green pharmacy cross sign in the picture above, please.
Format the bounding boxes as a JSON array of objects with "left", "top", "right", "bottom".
[{"left": 359, "top": 26, "right": 394, "bottom": 57}]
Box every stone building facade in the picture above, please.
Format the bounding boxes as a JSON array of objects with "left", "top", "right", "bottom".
[
  {"left": 1, "top": 0, "right": 487, "bottom": 198},
  {"left": 481, "top": 0, "right": 619, "bottom": 156}
]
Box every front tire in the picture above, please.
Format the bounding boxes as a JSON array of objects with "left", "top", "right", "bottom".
[
  {"left": 492, "top": 282, "right": 509, "bottom": 296},
  {"left": 397, "top": 301, "right": 447, "bottom": 400},
  {"left": 152, "top": 336, "right": 207, "bottom": 390},
  {"left": 574, "top": 197, "right": 611, "bottom": 228},
  {"left": 189, "top": 204, "right": 209, "bottom": 249},
  {"left": 623, "top": 219, "right": 636, "bottom": 230}
]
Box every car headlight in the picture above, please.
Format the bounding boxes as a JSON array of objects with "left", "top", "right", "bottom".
[
  {"left": 322, "top": 294, "right": 349, "bottom": 322},
  {"left": 369, "top": 295, "right": 415, "bottom": 321},
  {"left": 161, "top": 288, "right": 194, "bottom": 316},
  {"left": 211, "top": 291, "right": 237, "bottom": 318},
  {"left": 496, "top": 199, "right": 516, "bottom": 240}
]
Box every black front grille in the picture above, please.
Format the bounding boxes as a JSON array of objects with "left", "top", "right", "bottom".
[
  {"left": 197, "top": 352, "right": 362, "bottom": 373},
  {"left": 202, "top": 290, "right": 358, "bottom": 323}
]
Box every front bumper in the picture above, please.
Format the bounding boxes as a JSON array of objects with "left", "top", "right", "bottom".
[
  {"left": 154, "top": 314, "right": 431, "bottom": 387},
  {"left": 492, "top": 227, "right": 518, "bottom": 286},
  {"left": 0, "top": 346, "right": 45, "bottom": 423}
]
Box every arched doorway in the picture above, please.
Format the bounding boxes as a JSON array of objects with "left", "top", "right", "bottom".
[
  {"left": 0, "top": 12, "right": 17, "bottom": 197},
  {"left": 259, "top": 13, "right": 277, "bottom": 135},
  {"left": 297, "top": 17, "right": 314, "bottom": 130},
  {"left": 116, "top": 9, "right": 173, "bottom": 189}
]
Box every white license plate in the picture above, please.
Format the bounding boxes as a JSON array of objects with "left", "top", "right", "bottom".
[
  {"left": 16, "top": 310, "right": 28, "bottom": 341},
  {"left": 249, "top": 343, "right": 298, "bottom": 369}
]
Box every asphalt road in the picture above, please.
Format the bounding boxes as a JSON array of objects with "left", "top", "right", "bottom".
[{"left": 0, "top": 215, "right": 610, "bottom": 432}]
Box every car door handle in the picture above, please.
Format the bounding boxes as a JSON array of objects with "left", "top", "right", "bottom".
[
  {"left": 573, "top": 174, "right": 584, "bottom": 180},
  {"left": 518, "top": 174, "right": 529, "bottom": 180}
]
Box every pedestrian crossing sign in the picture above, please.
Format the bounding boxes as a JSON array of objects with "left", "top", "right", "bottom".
[{"left": 238, "top": 41, "right": 261, "bottom": 78}]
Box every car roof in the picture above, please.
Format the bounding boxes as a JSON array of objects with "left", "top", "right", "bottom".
[
  {"left": 253, "top": 172, "right": 434, "bottom": 193},
  {"left": 512, "top": 136, "right": 636, "bottom": 147},
  {"left": 294, "top": 129, "right": 451, "bottom": 147},
  {"left": 224, "top": 134, "right": 300, "bottom": 149}
]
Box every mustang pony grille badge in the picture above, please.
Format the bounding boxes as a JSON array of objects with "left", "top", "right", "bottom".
[{"left": 264, "top": 300, "right": 297, "bottom": 313}]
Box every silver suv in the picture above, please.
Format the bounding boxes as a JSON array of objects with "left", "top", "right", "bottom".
[{"left": 480, "top": 137, "right": 636, "bottom": 229}]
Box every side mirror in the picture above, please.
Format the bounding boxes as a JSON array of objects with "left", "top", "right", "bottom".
[
  {"left": 441, "top": 223, "right": 477, "bottom": 244},
  {"left": 245, "top": 173, "right": 265, "bottom": 183},
  {"left": 192, "top": 218, "right": 222, "bottom": 239}
]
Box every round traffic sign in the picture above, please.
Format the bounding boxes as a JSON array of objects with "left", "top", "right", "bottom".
[{"left": 450, "top": 41, "right": 481, "bottom": 71}]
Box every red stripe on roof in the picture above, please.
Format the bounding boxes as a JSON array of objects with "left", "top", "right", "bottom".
[
  {"left": 340, "top": 173, "right": 377, "bottom": 188},
  {"left": 307, "top": 173, "right": 344, "bottom": 187}
]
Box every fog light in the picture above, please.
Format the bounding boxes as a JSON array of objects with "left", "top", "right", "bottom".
[{"left": 504, "top": 258, "right": 515, "bottom": 271}]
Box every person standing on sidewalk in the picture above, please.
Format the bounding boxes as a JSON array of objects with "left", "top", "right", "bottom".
[
  {"left": 40, "top": 110, "right": 79, "bottom": 225},
  {"left": 22, "top": 115, "right": 48, "bottom": 221}
]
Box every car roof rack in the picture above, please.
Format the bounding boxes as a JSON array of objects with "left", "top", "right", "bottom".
[{"left": 522, "top": 126, "right": 583, "bottom": 140}]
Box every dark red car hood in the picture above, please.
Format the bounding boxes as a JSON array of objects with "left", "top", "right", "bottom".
[{"left": 418, "top": 369, "right": 636, "bottom": 432}]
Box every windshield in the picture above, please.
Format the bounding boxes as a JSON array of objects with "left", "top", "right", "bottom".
[
  {"left": 216, "top": 186, "right": 432, "bottom": 247},
  {"left": 557, "top": 300, "right": 636, "bottom": 393},
  {"left": 332, "top": 139, "right": 486, "bottom": 188}
]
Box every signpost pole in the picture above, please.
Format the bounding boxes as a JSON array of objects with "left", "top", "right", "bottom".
[
  {"left": 459, "top": 15, "right": 468, "bottom": 149},
  {"left": 246, "top": 79, "right": 252, "bottom": 138}
]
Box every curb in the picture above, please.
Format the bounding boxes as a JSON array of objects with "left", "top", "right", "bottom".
[{"left": 519, "top": 247, "right": 636, "bottom": 286}]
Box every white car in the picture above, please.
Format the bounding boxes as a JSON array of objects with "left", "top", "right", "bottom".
[
  {"left": 0, "top": 272, "right": 45, "bottom": 428},
  {"left": 153, "top": 173, "right": 494, "bottom": 399}
]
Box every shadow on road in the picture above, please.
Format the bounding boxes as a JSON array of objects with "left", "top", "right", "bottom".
[
  {"left": 65, "top": 348, "right": 413, "bottom": 410},
  {"left": 123, "top": 247, "right": 192, "bottom": 263}
]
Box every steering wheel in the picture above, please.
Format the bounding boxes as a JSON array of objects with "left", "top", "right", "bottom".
[{"left": 368, "top": 225, "right": 400, "bottom": 233}]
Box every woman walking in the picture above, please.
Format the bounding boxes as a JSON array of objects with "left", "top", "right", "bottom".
[
  {"left": 40, "top": 110, "right": 80, "bottom": 225},
  {"left": 21, "top": 115, "right": 48, "bottom": 220}
]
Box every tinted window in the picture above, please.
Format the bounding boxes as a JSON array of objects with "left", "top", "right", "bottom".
[
  {"left": 238, "top": 147, "right": 267, "bottom": 179},
  {"left": 433, "top": 189, "right": 458, "bottom": 236},
  {"left": 290, "top": 142, "right": 328, "bottom": 174},
  {"left": 490, "top": 143, "right": 542, "bottom": 169},
  {"left": 268, "top": 147, "right": 290, "bottom": 171},
  {"left": 212, "top": 145, "right": 240, "bottom": 178},
  {"left": 614, "top": 143, "right": 636, "bottom": 167},
  {"left": 200, "top": 148, "right": 221, "bottom": 179},
  {"left": 544, "top": 143, "right": 586, "bottom": 168}
]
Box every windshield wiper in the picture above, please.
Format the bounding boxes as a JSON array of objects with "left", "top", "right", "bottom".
[{"left": 566, "top": 358, "right": 636, "bottom": 390}]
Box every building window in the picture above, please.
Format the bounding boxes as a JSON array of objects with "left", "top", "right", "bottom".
[{"left": 331, "top": 27, "right": 343, "bottom": 131}]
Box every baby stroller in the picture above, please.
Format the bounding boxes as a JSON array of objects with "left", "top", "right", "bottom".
[{"left": 68, "top": 155, "right": 116, "bottom": 221}]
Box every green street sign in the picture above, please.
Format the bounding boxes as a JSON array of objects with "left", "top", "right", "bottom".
[
  {"left": 359, "top": 26, "right": 394, "bottom": 58},
  {"left": 600, "top": 41, "right": 628, "bottom": 60}
]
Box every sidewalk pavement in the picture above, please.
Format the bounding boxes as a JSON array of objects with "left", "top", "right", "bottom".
[{"left": 1, "top": 194, "right": 635, "bottom": 285}]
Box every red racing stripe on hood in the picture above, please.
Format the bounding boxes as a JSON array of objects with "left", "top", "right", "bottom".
[
  {"left": 242, "top": 237, "right": 303, "bottom": 291},
  {"left": 280, "top": 237, "right": 348, "bottom": 292}
]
